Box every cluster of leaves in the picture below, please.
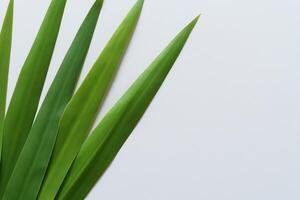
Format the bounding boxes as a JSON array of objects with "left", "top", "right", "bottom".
[{"left": 0, "top": 0, "right": 198, "bottom": 199}]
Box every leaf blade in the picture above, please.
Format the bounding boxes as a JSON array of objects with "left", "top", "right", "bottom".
[
  {"left": 0, "top": 0, "right": 13, "bottom": 164},
  {"left": 2, "top": 1, "right": 103, "bottom": 199},
  {"left": 57, "top": 15, "right": 199, "bottom": 200},
  {"left": 0, "top": 0, "right": 68, "bottom": 196},
  {"left": 38, "top": 1, "right": 144, "bottom": 199}
]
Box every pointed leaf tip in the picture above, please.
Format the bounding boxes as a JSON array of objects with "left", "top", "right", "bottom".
[
  {"left": 195, "top": 14, "right": 201, "bottom": 22},
  {"left": 137, "top": 0, "right": 144, "bottom": 6},
  {"left": 133, "top": 0, "right": 144, "bottom": 12},
  {"left": 174, "top": 15, "right": 199, "bottom": 44},
  {"left": 188, "top": 15, "right": 200, "bottom": 30}
]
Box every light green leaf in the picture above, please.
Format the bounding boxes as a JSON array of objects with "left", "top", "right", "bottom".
[
  {"left": 2, "top": 1, "right": 103, "bottom": 200},
  {"left": 0, "top": 0, "right": 13, "bottom": 164},
  {"left": 57, "top": 15, "right": 199, "bottom": 200},
  {"left": 0, "top": 0, "right": 68, "bottom": 196},
  {"left": 38, "top": 1, "right": 144, "bottom": 199}
]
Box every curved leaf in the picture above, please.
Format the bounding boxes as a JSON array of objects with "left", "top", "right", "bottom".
[
  {"left": 38, "top": 1, "right": 144, "bottom": 199},
  {"left": 0, "top": 0, "right": 13, "bottom": 164},
  {"left": 0, "top": 0, "right": 68, "bottom": 195},
  {"left": 2, "top": 1, "right": 103, "bottom": 199},
  {"left": 57, "top": 15, "right": 199, "bottom": 200}
]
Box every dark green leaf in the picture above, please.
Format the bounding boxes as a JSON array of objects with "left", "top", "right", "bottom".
[
  {"left": 0, "top": 0, "right": 13, "bottom": 164},
  {"left": 2, "top": 1, "right": 103, "bottom": 199},
  {"left": 38, "top": 1, "right": 144, "bottom": 199},
  {"left": 0, "top": 0, "right": 68, "bottom": 196}
]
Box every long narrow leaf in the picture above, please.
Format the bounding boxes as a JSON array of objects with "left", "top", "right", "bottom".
[
  {"left": 38, "top": 1, "right": 144, "bottom": 199},
  {"left": 57, "top": 15, "right": 199, "bottom": 200},
  {"left": 2, "top": 1, "right": 103, "bottom": 199},
  {"left": 0, "top": 0, "right": 68, "bottom": 195},
  {"left": 0, "top": 0, "right": 13, "bottom": 163}
]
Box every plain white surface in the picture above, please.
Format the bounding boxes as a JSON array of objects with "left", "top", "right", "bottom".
[{"left": 1, "top": 0, "right": 300, "bottom": 199}]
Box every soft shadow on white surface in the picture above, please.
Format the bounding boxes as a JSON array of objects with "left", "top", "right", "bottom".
[{"left": 0, "top": 0, "right": 300, "bottom": 199}]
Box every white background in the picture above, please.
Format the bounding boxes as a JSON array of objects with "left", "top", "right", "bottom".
[{"left": 1, "top": 0, "right": 300, "bottom": 199}]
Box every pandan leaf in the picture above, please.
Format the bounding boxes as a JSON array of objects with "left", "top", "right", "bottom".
[
  {"left": 0, "top": 0, "right": 68, "bottom": 195},
  {"left": 57, "top": 15, "right": 199, "bottom": 200},
  {"left": 0, "top": 0, "right": 13, "bottom": 164},
  {"left": 2, "top": 1, "right": 103, "bottom": 199},
  {"left": 38, "top": 1, "right": 144, "bottom": 199}
]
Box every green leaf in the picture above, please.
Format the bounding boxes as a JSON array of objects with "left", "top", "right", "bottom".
[
  {"left": 38, "top": 1, "right": 144, "bottom": 199},
  {"left": 2, "top": 1, "right": 103, "bottom": 200},
  {"left": 0, "top": 0, "right": 68, "bottom": 196},
  {"left": 0, "top": 0, "right": 13, "bottom": 164},
  {"left": 57, "top": 15, "right": 199, "bottom": 200}
]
